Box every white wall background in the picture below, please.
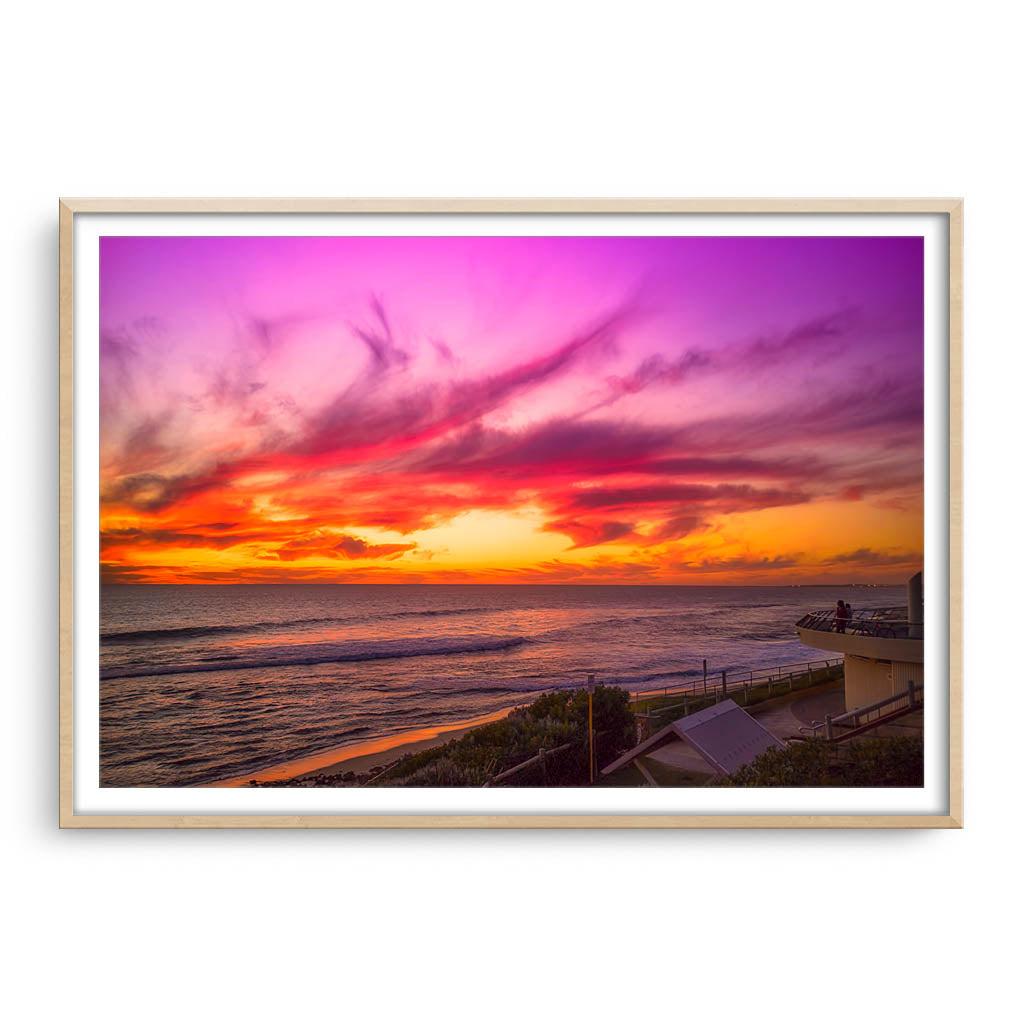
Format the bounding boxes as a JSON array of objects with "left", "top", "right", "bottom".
[{"left": 3, "top": 2, "right": 1018, "bottom": 1021}]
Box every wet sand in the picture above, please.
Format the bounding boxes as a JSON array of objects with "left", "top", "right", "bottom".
[{"left": 210, "top": 706, "right": 514, "bottom": 787}]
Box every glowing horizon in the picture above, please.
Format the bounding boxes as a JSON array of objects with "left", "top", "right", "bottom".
[{"left": 99, "top": 235, "right": 923, "bottom": 585}]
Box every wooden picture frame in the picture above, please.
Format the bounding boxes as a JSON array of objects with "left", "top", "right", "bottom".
[{"left": 59, "top": 198, "right": 962, "bottom": 828}]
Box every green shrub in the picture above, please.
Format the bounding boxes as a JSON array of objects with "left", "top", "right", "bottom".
[{"left": 714, "top": 736, "right": 924, "bottom": 788}]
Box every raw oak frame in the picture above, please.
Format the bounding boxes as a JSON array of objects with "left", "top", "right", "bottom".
[{"left": 58, "top": 197, "right": 963, "bottom": 829}]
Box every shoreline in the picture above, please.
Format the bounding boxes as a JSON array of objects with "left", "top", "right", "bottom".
[{"left": 209, "top": 705, "right": 515, "bottom": 788}]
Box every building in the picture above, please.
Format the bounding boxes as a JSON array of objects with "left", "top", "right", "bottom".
[{"left": 795, "top": 572, "right": 923, "bottom": 711}]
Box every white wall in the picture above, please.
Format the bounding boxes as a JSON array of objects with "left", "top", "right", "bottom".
[
  {"left": 845, "top": 654, "right": 895, "bottom": 709},
  {"left": 3, "top": 3, "right": 1017, "bottom": 1023},
  {"left": 844, "top": 655, "right": 925, "bottom": 709}
]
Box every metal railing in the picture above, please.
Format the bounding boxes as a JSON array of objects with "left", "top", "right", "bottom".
[
  {"left": 629, "top": 657, "right": 843, "bottom": 704},
  {"left": 799, "top": 680, "right": 922, "bottom": 740},
  {"left": 796, "top": 606, "right": 921, "bottom": 640},
  {"left": 628, "top": 657, "right": 843, "bottom": 710}
]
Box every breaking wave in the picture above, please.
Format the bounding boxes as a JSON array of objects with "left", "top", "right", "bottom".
[
  {"left": 101, "top": 607, "right": 490, "bottom": 644},
  {"left": 100, "top": 633, "right": 529, "bottom": 680}
]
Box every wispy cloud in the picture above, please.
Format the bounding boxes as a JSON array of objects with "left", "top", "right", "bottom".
[{"left": 98, "top": 236, "right": 923, "bottom": 582}]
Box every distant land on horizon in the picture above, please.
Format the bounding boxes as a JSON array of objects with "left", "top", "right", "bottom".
[{"left": 100, "top": 579, "right": 909, "bottom": 588}]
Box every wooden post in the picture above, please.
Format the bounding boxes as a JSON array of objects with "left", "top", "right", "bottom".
[
  {"left": 703, "top": 659, "right": 707, "bottom": 696},
  {"left": 721, "top": 670, "right": 727, "bottom": 699},
  {"left": 634, "top": 758, "right": 658, "bottom": 788},
  {"left": 825, "top": 715, "right": 834, "bottom": 741}
]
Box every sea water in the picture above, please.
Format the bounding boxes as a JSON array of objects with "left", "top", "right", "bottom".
[{"left": 99, "top": 583, "right": 903, "bottom": 786}]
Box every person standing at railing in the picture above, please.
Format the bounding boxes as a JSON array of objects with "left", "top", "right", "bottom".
[{"left": 834, "top": 600, "right": 849, "bottom": 633}]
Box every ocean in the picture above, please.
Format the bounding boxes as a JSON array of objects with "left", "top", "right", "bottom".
[{"left": 99, "top": 583, "right": 904, "bottom": 786}]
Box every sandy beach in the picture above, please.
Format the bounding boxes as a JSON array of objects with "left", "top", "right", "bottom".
[{"left": 211, "top": 706, "right": 514, "bottom": 787}]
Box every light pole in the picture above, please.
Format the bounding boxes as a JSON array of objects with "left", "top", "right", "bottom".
[{"left": 587, "top": 674, "right": 595, "bottom": 784}]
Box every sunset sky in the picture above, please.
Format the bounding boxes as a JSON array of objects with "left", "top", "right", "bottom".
[{"left": 99, "top": 235, "right": 923, "bottom": 585}]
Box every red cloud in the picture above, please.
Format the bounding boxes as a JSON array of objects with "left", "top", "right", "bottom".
[
  {"left": 98, "top": 296, "right": 922, "bottom": 582},
  {"left": 543, "top": 518, "right": 637, "bottom": 549}
]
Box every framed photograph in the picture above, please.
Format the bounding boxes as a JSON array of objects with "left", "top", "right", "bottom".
[{"left": 59, "top": 198, "right": 962, "bottom": 828}]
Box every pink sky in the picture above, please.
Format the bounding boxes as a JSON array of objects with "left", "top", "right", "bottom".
[{"left": 99, "top": 235, "right": 923, "bottom": 584}]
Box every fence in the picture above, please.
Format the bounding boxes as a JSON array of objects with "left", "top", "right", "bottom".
[
  {"left": 628, "top": 656, "right": 843, "bottom": 709},
  {"left": 483, "top": 739, "right": 583, "bottom": 787}
]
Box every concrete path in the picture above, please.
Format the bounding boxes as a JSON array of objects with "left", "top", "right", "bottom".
[{"left": 750, "top": 681, "right": 845, "bottom": 742}]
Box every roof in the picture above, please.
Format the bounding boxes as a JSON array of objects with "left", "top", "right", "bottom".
[{"left": 601, "top": 699, "right": 783, "bottom": 778}]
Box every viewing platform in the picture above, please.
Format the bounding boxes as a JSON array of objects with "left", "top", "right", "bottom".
[
  {"left": 795, "top": 572, "right": 924, "bottom": 712},
  {"left": 795, "top": 606, "right": 923, "bottom": 663}
]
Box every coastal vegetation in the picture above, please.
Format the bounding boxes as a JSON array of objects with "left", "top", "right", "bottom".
[
  {"left": 370, "top": 685, "right": 635, "bottom": 787},
  {"left": 714, "top": 735, "right": 924, "bottom": 787},
  {"left": 250, "top": 671, "right": 923, "bottom": 789}
]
